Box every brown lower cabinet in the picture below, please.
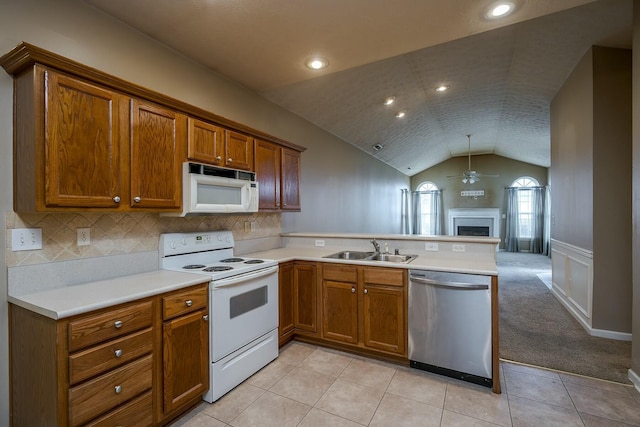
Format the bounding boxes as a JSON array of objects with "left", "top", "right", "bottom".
[
  {"left": 9, "top": 282, "right": 209, "bottom": 426},
  {"left": 279, "top": 261, "right": 407, "bottom": 359},
  {"left": 279, "top": 261, "right": 319, "bottom": 346}
]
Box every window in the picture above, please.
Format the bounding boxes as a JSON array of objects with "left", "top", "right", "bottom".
[
  {"left": 416, "top": 181, "right": 438, "bottom": 233},
  {"left": 511, "top": 177, "right": 539, "bottom": 238}
]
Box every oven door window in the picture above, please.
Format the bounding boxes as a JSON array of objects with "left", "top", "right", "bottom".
[{"left": 230, "top": 285, "right": 268, "bottom": 318}]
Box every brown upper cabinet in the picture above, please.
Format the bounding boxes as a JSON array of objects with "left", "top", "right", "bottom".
[
  {"left": 1, "top": 42, "right": 305, "bottom": 213},
  {"left": 11, "top": 65, "right": 184, "bottom": 212},
  {"left": 187, "top": 118, "right": 253, "bottom": 171},
  {"left": 254, "top": 139, "right": 301, "bottom": 211}
]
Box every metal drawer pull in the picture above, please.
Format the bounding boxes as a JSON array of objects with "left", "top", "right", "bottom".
[
  {"left": 228, "top": 157, "right": 233, "bottom": 163},
  {"left": 133, "top": 196, "right": 141, "bottom": 203},
  {"left": 185, "top": 299, "right": 193, "bottom": 307},
  {"left": 113, "top": 196, "right": 120, "bottom": 203},
  {"left": 114, "top": 349, "right": 123, "bottom": 358},
  {"left": 114, "top": 385, "right": 122, "bottom": 394},
  {"left": 364, "top": 289, "right": 368, "bottom": 294},
  {"left": 216, "top": 156, "right": 221, "bottom": 161},
  {"left": 351, "top": 288, "right": 355, "bottom": 293},
  {"left": 114, "top": 320, "right": 123, "bottom": 329},
  {"left": 203, "top": 315, "right": 209, "bottom": 321}
]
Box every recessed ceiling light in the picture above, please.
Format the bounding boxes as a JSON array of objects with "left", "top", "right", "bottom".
[
  {"left": 435, "top": 85, "right": 450, "bottom": 92},
  {"left": 487, "top": 2, "right": 514, "bottom": 18},
  {"left": 384, "top": 96, "right": 396, "bottom": 106},
  {"left": 395, "top": 111, "right": 406, "bottom": 118},
  {"left": 305, "top": 56, "right": 329, "bottom": 70}
]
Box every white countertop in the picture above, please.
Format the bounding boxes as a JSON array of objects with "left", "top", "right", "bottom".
[
  {"left": 8, "top": 270, "right": 208, "bottom": 320},
  {"left": 243, "top": 246, "right": 498, "bottom": 276}
]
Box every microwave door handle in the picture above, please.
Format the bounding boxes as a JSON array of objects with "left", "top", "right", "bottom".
[{"left": 213, "top": 265, "right": 279, "bottom": 288}]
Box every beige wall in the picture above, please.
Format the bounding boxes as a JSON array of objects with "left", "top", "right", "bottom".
[
  {"left": 410, "top": 154, "right": 548, "bottom": 248},
  {"left": 632, "top": 1, "right": 640, "bottom": 381},
  {"left": 550, "top": 45, "right": 632, "bottom": 333},
  {"left": 0, "top": 0, "right": 408, "bottom": 424}
]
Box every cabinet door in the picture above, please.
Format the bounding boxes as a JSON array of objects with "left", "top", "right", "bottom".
[
  {"left": 45, "top": 70, "right": 125, "bottom": 208},
  {"left": 254, "top": 139, "right": 281, "bottom": 210},
  {"left": 130, "top": 99, "right": 185, "bottom": 209},
  {"left": 363, "top": 284, "right": 405, "bottom": 355},
  {"left": 162, "top": 309, "right": 209, "bottom": 414},
  {"left": 281, "top": 148, "right": 301, "bottom": 211},
  {"left": 322, "top": 280, "right": 358, "bottom": 344},
  {"left": 294, "top": 263, "right": 317, "bottom": 332},
  {"left": 187, "top": 117, "right": 225, "bottom": 165},
  {"left": 224, "top": 129, "right": 253, "bottom": 170},
  {"left": 278, "top": 262, "right": 295, "bottom": 344}
]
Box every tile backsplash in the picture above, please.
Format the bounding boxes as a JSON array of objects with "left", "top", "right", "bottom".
[{"left": 5, "top": 211, "right": 281, "bottom": 267}]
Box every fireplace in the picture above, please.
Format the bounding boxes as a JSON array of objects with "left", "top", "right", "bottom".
[
  {"left": 457, "top": 226, "right": 490, "bottom": 237},
  {"left": 448, "top": 208, "right": 500, "bottom": 238}
]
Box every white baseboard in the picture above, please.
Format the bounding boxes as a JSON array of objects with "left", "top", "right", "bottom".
[
  {"left": 550, "top": 287, "right": 631, "bottom": 341},
  {"left": 629, "top": 369, "right": 640, "bottom": 393}
]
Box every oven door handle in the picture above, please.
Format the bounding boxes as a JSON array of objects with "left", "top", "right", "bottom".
[{"left": 213, "top": 265, "right": 279, "bottom": 288}]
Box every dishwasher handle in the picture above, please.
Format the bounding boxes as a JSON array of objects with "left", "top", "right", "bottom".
[{"left": 409, "top": 275, "right": 489, "bottom": 290}]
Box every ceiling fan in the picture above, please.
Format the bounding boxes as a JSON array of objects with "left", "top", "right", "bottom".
[{"left": 447, "top": 135, "right": 499, "bottom": 183}]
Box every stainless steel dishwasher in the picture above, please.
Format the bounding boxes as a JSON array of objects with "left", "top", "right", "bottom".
[{"left": 408, "top": 270, "right": 493, "bottom": 388}]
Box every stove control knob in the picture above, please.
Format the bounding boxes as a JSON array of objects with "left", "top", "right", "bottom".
[
  {"left": 226, "top": 237, "right": 231, "bottom": 243},
  {"left": 169, "top": 241, "right": 177, "bottom": 249},
  {"left": 217, "top": 235, "right": 223, "bottom": 241},
  {"left": 181, "top": 238, "right": 187, "bottom": 245}
]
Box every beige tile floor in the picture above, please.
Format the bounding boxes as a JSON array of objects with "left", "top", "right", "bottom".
[{"left": 171, "top": 342, "right": 640, "bottom": 427}]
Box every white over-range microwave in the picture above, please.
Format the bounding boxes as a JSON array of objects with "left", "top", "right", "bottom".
[{"left": 163, "top": 162, "right": 259, "bottom": 216}]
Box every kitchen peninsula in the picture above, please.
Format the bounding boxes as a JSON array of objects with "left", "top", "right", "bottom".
[{"left": 243, "top": 232, "right": 501, "bottom": 394}]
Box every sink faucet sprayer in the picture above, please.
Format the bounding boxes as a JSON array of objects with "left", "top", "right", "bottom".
[{"left": 370, "top": 239, "right": 380, "bottom": 253}]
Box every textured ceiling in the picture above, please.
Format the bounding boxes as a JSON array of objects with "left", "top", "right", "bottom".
[{"left": 85, "top": 0, "right": 632, "bottom": 176}]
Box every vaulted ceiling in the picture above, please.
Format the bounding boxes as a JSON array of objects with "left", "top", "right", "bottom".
[{"left": 86, "top": 0, "right": 632, "bottom": 176}]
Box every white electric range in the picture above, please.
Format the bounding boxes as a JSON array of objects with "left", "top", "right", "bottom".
[{"left": 159, "top": 231, "right": 279, "bottom": 403}]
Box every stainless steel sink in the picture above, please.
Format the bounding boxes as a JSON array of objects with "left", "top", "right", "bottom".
[
  {"left": 324, "top": 250, "right": 376, "bottom": 260},
  {"left": 367, "top": 253, "right": 418, "bottom": 263},
  {"left": 323, "top": 251, "right": 417, "bottom": 264}
]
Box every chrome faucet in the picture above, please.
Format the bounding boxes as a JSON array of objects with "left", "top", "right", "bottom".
[{"left": 370, "top": 239, "right": 380, "bottom": 253}]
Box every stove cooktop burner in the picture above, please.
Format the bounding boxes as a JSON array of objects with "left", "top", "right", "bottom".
[
  {"left": 220, "top": 257, "right": 245, "bottom": 263},
  {"left": 244, "top": 259, "right": 265, "bottom": 264},
  {"left": 183, "top": 264, "right": 206, "bottom": 269},
  {"left": 203, "top": 266, "right": 234, "bottom": 272}
]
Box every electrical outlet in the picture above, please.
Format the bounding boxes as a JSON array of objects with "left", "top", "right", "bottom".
[
  {"left": 77, "top": 228, "right": 91, "bottom": 246},
  {"left": 315, "top": 240, "right": 325, "bottom": 247},
  {"left": 424, "top": 242, "right": 439, "bottom": 251},
  {"left": 452, "top": 244, "right": 466, "bottom": 252},
  {"left": 11, "top": 228, "right": 42, "bottom": 251}
]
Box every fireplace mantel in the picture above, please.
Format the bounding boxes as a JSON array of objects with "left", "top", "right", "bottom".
[{"left": 448, "top": 208, "right": 500, "bottom": 238}]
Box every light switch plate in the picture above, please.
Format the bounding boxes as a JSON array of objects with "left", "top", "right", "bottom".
[
  {"left": 315, "top": 240, "right": 325, "bottom": 247},
  {"left": 424, "top": 242, "right": 439, "bottom": 251},
  {"left": 452, "top": 244, "right": 466, "bottom": 252},
  {"left": 11, "top": 228, "right": 43, "bottom": 251}
]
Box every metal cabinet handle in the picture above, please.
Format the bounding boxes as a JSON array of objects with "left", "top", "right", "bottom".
[
  {"left": 133, "top": 196, "right": 141, "bottom": 203},
  {"left": 227, "top": 158, "right": 233, "bottom": 163},
  {"left": 114, "top": 320, "right": 123, "bottom": 329},
  {"left": 114, "top": 385, "right": 122, "bottom": 394},
  {"left": 364, "top": 289, "right": 368, "bottom": 294},
  {"left": 216, "top": 156, "right": 221, "bottom": 161},
  {"left": 351, "top": 287, "right": 355, "bottom": 293},
  {"left": 113, "top": 196, "right": 120, "bottom": 203},
  {"left": 114, "top": 349, "right": 123, "bottom": 358},
  {"left": 203, "top": 315, "right": 209, "bottom": 321},
  {"left": 185, "top": 299, "right": 193, "bottom": 307}
]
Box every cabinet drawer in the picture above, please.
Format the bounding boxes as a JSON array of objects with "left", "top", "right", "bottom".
[
  {"left": 323, "top": 264, "right": 358, "bottom": 283},
  {"left": 68, "top": 300, "right": 153, "bottom": 352},
  {"left": 69, "top": 354, "right": 152, "bottom": 427},
  {"left": 364, "top": 267, "right": 405, "bottom": 287},
  {"left": 162, "top": 283, "right": 208, "bottom": 320},
  {"left": 85, "top": 390, "right": 152, "bottom": 427},
  {"left": 69, "top": 328, "right": 152, "bottom": 385}
]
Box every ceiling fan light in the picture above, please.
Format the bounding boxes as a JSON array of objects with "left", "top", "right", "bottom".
[
  {"left": 384, "top": 96, "right": 396, "bottom": 106},
  {"left": 462, "top": 177, "right": 468, "bottom": 184},
  {"left": 469, "top": 177, "right": 476, "bottom": 184}
]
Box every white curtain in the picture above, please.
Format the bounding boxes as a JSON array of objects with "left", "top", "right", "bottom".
[
  {"left": 400, "top": 188, "right": 410, "bottom": 234},
  {"left": 530, "top": 187, "right": 545, "bottom": 253}
]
